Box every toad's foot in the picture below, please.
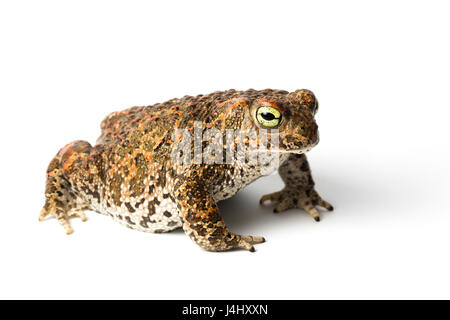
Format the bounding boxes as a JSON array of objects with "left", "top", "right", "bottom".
[
  {"left": 229, "top": 234, "right": 266, "bottom": 252},
  {"left": 260, "top": 188, "right": 333, "bottom": 222},
  {"left": 201, "top": 233, "right": 265, "bottom": 252},
  {"left": 189, "top": 229, "right": 266, "bottom": 252},
  {"left": 39, "top": 208, "right": 87, "bottom": 235}
]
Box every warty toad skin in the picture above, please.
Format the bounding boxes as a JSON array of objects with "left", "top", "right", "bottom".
[{"left": 40, "top": 89, "right": 333, "bottom": 252}]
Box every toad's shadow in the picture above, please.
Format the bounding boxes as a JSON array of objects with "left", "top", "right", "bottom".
[
  {"left": 219, "top": 169, "right": 390, "bottom": 233},
  {"left": 172, "top": 171, "right": 387, "bottom": 235}
]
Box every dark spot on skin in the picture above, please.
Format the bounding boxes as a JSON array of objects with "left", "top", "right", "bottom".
[
  {"left": 125, "top": 202, "right": 135, "bottom": 213},
  {"left": 305, "top": 188, "right": 311, "bottom": 197},
  {"left": 196, "top": 228, "right": 207, "bottom": 236},
  {"left": 300, "top": 161, "right": 309, "bottom": 172},
  {"left": 148, "top": 200, "right": 156, "bottom": 215},
  {"left": 125, "top": 216, "right": 135, "bottom": 225},
  {"left": 135, "top": 198, "right": 145, "bottom": 208},
  {"left": 90, "top": 190, "right": 101, "bottom": 202},
  {"left": 156, "top": 166, "right": 166, "bottom": 187},
  {"left": 163, "top": 211, "right": 172, "bottom": 217}
]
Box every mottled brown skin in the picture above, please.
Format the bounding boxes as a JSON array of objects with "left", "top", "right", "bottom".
[{"left": 40, "top": 89, "right": 333, "bottom": 252}]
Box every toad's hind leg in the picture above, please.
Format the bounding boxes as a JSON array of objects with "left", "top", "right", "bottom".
[{"left": 39, "top": 141, "right": 92, "bottom": 234}]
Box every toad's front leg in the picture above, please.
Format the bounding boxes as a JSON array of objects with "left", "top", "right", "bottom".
[
  {"left": 176, "top": 176, "right": 265, "bottom": 252},
  {"left": 260, "top": 154, "right": 333, "bottom": 221}
]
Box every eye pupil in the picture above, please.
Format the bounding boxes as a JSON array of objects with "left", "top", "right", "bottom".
[{"left": 261, "top": 112, "right": 275, "bottom": 121}]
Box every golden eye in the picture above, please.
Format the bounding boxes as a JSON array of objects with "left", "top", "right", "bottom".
[{"left": 256, "top": 106, "right": 282, "bottom": 128}]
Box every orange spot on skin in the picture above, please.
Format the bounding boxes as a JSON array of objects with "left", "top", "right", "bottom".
[
  {"left": 221, "top": 98, "right": 248, "bottom": 118},
  {"left": 257, "top": 98, "right": 285, "bottom": 112},
  {"left": 62, "top": 155, "right": 75, "bottom": 172}
]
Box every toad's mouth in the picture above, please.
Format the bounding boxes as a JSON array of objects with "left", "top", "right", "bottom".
[
  {"left": 269, "top": 146, "right": 314, "bottom": 154},
  {"left": 288, "top": 145, "right": 315, "bottom": 154},
  {"left": 276, "top": 135, "right": 320, "bottom": 154},
  {"left": 248, "top": 142, "right": 318, "bottom": 156}
]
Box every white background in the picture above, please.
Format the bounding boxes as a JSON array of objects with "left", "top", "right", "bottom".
[{"left": 0, "top": 0, "right": 449, "bottom": 299}]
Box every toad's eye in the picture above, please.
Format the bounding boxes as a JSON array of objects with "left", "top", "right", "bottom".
[{"left": 256, "top": 106, "right": 282, "bottom": 128}]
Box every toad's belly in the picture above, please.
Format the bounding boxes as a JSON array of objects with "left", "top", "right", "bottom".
[{"left": 86, "top": 186, "right": 183, "bottom": 233}]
